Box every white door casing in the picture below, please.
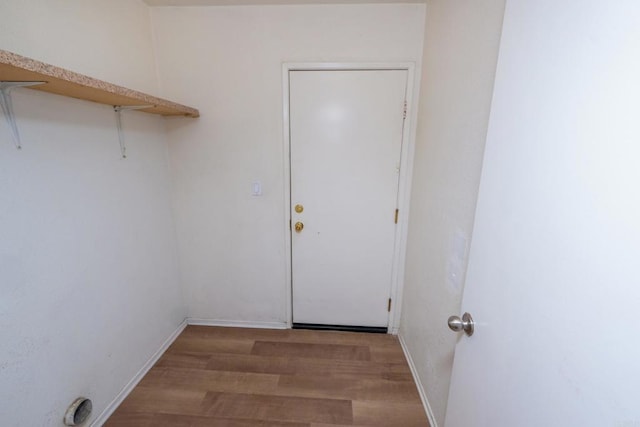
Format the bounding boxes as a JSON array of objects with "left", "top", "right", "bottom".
[
  {"left": 445, "top": 1, "right": 640, "bottom": 426},
  {"left": 283, "top": 64, "right": 417, "bottom": 330}
]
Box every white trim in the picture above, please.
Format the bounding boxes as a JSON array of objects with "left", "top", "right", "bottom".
[
  {"left": 90, "top": 319, "right": 188, "bottom": 426},
  {"left": 399, "top": 334, "right": 438, "bottom": 427},
  {"left": 388, "top": 63, "right": 419, "bottom": 332},
  {"left": 284, "top": 61, "right": 416, "bottom": 71},
  {"left": 282, "top": 64, "right": 293, "bottom": 329},
  {"left": 187, "top": 318, "right": 289, "bottom": 329},
  {"left": 281, "top": 61, "right": 420, "bottom": 332}
]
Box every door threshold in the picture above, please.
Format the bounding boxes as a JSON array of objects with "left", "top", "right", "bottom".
[{"left": 292, "top": 323, "right": 388, "bottom": 334}]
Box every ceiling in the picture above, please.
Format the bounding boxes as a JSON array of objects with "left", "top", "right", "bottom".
[{"left": 143, "top": 0, "right": 424, "bottom": 6}]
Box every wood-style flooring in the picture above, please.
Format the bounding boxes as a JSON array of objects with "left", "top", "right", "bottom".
[{"left": 105, "top": 325, "right": 430, "bottom": 427}]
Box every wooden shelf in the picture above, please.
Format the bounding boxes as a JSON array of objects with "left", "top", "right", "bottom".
[{"left": 0, "top": 49, "right": 199, "bottom": 118}]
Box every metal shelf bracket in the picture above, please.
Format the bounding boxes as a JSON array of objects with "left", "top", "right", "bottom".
[
  {"left": 0, "top": 81, "right": 46, "bottom": 149},
  {"left": 113, "top": 105, "right": 152, "bottom": 159}
]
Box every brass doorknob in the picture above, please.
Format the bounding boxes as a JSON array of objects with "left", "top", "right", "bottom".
[{"left": 294, "top": 222, "right": 304, "bottom": 233}]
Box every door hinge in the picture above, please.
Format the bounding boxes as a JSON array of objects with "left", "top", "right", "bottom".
[
  {"left": 394, "top": 209, "right": 399, "bottom": 224},
  {"left": 403, "top": 101, "right": 408, "bottom": 119},
  {"left": 388, "top": 298, "right": 392, "bottom": 312}
]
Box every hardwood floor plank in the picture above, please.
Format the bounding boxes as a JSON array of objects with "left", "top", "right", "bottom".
[
  {"left": 182, "top": 326, "right": 396, "bottom": 347},
  {"left": 202, "top": 392, "right": 353, "bottom": 425},
  {"left": 106, "top": 411, "right": 312, "bottom": 427},
  {"left": 181, "top": 325, "right": 290, "bottom": 341},
  {"left": 283, "top": 329, "right": 400, "bottom": 347},
  {"left": 286, "top": 357, "right": 412, "bottom": 381},
  {"left": 310, "top": 424, "right": 376, "bottom": 427},
  {"left": 138, "top": 366, "right": 279, "bottom": 394},
  {"left": 110, "top": 387, "right": 206, "bottom": 416},
  {"left": 103, "top": 412, "right": 154, "bottom": 427},
  {"left": 275, "top": 375, "right": 421, "bottom": 402},
  {"left": 202, "top": 352, "right": 410, "bottom": 380},
  {"left": 352, "top": 400, "right": 429, "bottom": 427},
  {"left": 368, "top": 344, "right": 408, "bottom": 363},
  {"left": 251, "top": 341, "right": 370, "bottom": 361},
  {"left": 205, "top": 353, "right": 297, "bottom": 375},
  {"left": 167, "top": 336, "right": 255, "bottom": 355},
  {"left": 309, "top": 423, "right": 376, "bottom": 427},
  {"left": 155, "top": 351, "right": 213, "bottom": 369},
  {"left": 150, "top": 413, "right": 310, "bottom": 427}
]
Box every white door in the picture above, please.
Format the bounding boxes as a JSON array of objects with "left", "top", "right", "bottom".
[
  {"left": 289, "top": 69, "right": 407, "bottom": 328},
  {"left": 445, "top": 1, "right": 640, "bottom": 426}
]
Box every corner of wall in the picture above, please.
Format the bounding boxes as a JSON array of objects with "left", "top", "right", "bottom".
[
  {"left": 399, "top": 334, "right": 439, "bottom": 427},
  {"left": 90, "top": 320, "right": 188, "bottom": 426},
  {"left": 146, "top": 2, "right": 165, "bottom": 98},
  {"left": 398, "top": 0, "right": 507, "bottom": 424}
]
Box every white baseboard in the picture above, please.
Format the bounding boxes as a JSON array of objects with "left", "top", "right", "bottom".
[
  {"left": 187, "top": 317, "right": 288, "bottom": 329},
  {"left": 90, "top": 319, "right": 188, "bottom": 426},
  {"left": 399, "top": 334, "right": 438, "bottom": 427}
]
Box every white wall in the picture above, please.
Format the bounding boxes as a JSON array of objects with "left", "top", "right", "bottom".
[
  {"left": 0, "top": 1, "right": 186, "bottom": 425},
  {"left": 399, "top": 0, "right": 505, "bottom": 425},
  {"left": 0, "top": 0, "right": 160, "bottom": 95},
  {"left": 150, "top": 4, "right": 425, "bottom": 324}
]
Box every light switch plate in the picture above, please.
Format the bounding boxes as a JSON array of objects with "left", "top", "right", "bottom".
[{"left": 251, "top": 181, "right": 262, "bottom": 196}]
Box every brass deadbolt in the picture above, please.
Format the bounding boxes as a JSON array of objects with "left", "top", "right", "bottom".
[
  {"left": 294, "top": 222, "right": 304, "bottom": 233},
  {"left": 294, "top": 204, "right": 304, "bottom": 213}
]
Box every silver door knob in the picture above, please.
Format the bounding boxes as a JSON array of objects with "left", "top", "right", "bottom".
[{"left": 448, "top": 312, "right": 475, "bottom": 336}]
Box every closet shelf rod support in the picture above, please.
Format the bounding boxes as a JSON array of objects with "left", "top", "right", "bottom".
[
  {"left": 0, "top": 81, "right": 46, "bottom": 149},
  {"left": 114, "top": 105, "right": 153, "bottom": 159}
]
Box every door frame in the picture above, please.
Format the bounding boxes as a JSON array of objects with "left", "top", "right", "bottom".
[{"left": 282, "top": 62, "right": 419, "bottom": 333}]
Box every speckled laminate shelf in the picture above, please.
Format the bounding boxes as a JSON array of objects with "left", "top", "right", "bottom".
[{"left": 0, "top": 49, "right": 199, "bottom": 118}]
